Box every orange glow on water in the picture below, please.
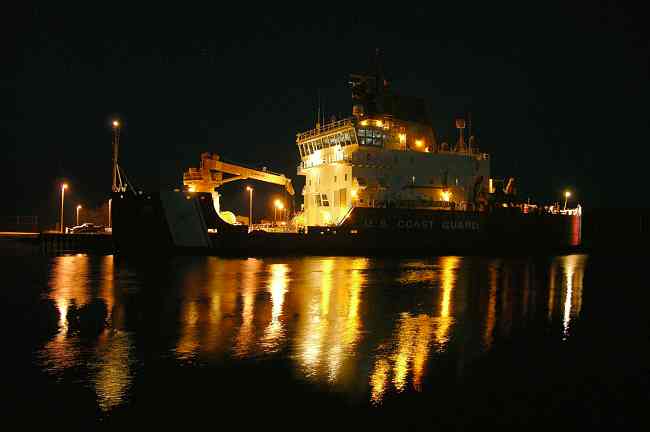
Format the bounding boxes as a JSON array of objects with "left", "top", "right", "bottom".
[
  {"left": 34, "top": 254, "right": 592, "bottom": 411},
  {"left": 262, "top": 263, "right": 289, "bottom": 351},
  {"left": 40, "top": 255, "right": 133, "bottom": 411},
  {"left": 484, "top": 260, "right": 499, "bottom": 350}
]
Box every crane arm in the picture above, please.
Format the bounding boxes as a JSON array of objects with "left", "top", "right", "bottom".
[
  {"left": 183, "top": 152, "right": 294, "bottom": 195},
  {"left": 211, "top": 160, "right": 294, "bottom": 195}
]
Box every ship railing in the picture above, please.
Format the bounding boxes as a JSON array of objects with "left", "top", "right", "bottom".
[
  {"left": 297, "top": 154, "right": 354, "bottom": 172},
  {"left": 296, "top": 117, "right": 354, "bottom": 142},
  {"left": 183, "top": 173, "right": 204, "bottom": 181},
  {"left": 436, "top": 148, "right": 489, "bottom": 159},
  {"left": 251, "top": 222, "right": 297, "bottom": 233}
]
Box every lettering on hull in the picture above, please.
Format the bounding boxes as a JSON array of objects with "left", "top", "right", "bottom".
[{"left": 360, "top": 217, "right": 480, "bottom": 231}]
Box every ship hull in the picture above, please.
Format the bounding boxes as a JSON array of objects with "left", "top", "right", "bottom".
[{"left": 111, "top": 192, "right": 581, "bottom": 257}]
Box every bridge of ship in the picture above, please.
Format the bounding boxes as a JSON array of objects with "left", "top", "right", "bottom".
[{"left": 296, "top": 118, "right": 359, "bottom": 171}]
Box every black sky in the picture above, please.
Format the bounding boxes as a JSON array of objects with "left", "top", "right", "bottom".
[{"left": 3, "top": 2, "right": 648, "bottom": 226}]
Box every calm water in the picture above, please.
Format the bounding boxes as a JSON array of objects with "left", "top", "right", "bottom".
[{"left": 5, "top": 251, "right": 648, "bottom": 429}]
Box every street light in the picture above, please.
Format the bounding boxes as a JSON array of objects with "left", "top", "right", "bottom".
[
  {"left": 274, "top": 199, "right": 284, "bottom": 225},
  {"left": 246, "top": 186, "right": 253, "bottom": 229},
  {"left": 76, "top": 205, "right": 82, "bottom": 226},
  {"left": 60, "top": 183, "right": 68, "bottom": 233},
  {"left": 563, "top": 191, "right": 571, "bottom": 210},
  {"left": 108, "top": 198, "right": 112, "bottom": 228}
]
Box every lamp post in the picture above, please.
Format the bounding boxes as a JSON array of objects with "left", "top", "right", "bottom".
[
  {"left": 274, "top": 199, "right": 282, "bottom": 225},
  {"left": 76, "top": 205, "right": 82, "bottom": 226},
  {"left": 108, "top": 198, "right": 112, "bottom": 228},
  {"left": 60, "top": 183, "right": 68, "bottom": 233},
  {"left": 274, "top": 200, "right": 278, "bottom": 225},
  {"left": 274, "top": 199, "right": 284, "bottom": 225},
  {"left": 563, "top": 191, "right": 571, "bottom": 211},
  {"left": 246, "top": 186, "right": 253, "bottom": 229},
  {"left": 112, "top": 120, "right": 121, "bottom": 192}
]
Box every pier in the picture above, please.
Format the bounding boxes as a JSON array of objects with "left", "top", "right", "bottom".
[
  {"left": 0, "top": 232, "right": 114, "bottom": 255},
  {"left": 40, "top": 232, "right": 114, "bottom": 254}
]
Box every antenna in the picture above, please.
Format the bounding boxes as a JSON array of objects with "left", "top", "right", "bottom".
[
  {"left": 316, "top": 90, "right": 321, "bottom": 130},
  {"left": 468, "top": 112, "right": 473, "bottom": 154}
]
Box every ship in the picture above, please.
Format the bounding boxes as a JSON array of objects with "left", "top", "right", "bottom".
[{"left": 110, "top": 64, "right": 582, "bottom": 256}]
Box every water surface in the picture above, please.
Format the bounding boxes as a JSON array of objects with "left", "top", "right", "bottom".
[{"left": 5, "top": 252, "right": 647, "bottom": 428}]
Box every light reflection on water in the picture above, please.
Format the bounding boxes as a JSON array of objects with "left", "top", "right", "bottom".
[
  {"left": 38, "top": 254, "right": 587, "bottom": 410},
  {"left": 40, "top": 255, "right": 134, "bottom": 411}
]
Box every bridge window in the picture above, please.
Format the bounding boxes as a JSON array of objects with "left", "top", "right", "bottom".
[{"left": 358, "top": 128, "right": 386, "bottom": 147}]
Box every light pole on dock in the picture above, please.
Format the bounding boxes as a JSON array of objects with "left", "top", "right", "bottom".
[
  {"left": 76, "top": 205, "right": 82, "bottom": 226},
  {"left": 60, "top": 183, "right": 68, "bottom": 233},
  {"left": 563, "top": 191, "right": 571, "bottom": 211},
  {"left": 112, "top": 120, "right": 121, "bottom": 192},
  {"left": 246, "top": 186, "right": 253, "bottom": 229},
  {"left": 274, "top": 199, "right": 284, "bottom": 225}
]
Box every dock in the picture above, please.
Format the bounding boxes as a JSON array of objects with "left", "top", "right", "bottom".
[{"left": 0, "top": 231, "right": 114, "bottom": 255}]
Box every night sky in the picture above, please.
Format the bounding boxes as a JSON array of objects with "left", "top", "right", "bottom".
[{"left": 3, "top": 3, "right": 648, "bottom": 227}]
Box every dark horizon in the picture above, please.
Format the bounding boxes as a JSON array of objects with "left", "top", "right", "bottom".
[{"left": 3, "top": 3, "right": 648, "bottom": 227}]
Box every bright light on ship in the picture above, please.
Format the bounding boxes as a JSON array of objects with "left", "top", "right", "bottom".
[
  {"left": 360, "top": 120, "right": 368, "bottom": 126},
  {"left": 351, "top": 189, "right": 358, "bottom": 199},
  {"left": 307, "top": 149, "right": 323, "bottom": 168},
  {"left": 415, "top": 139, "right": 424, "bottom": 148},
  {"left": 112, "top": 120, "right": 119, "bottom": 127},
  {"left": 188, "top": 186, "right": 196, "bottom": 192},
  {"left": 398, "top": 133, "right": 406, "bottom": 143},
  {"left": 440, "top": 190, "right": 451, "bottom": 202},
  {"left": 375, "top": 120, "right": 383, "bottom": 128}
]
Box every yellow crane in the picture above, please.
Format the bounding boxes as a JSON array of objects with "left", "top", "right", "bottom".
[{"left": 183, "top": 152, "right": 294, "bottom": 195}]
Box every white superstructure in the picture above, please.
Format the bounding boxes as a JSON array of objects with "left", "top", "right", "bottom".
[{"left": 297, "top": 72, "right": 490, "bottom": 227}]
